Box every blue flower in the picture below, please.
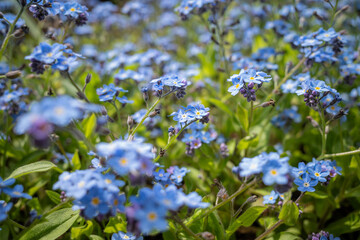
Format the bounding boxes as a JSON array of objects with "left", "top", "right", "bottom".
[
  {"left": 134, "top": 204, "right": 168, "bottom": 234},
  {"left": 77, "top": 187, "right": 110, "bottom": 219},
  {"left": 153, "top": 169, "right": 170, "bottom": 182},
  {"left": 3, "top": 184, "right": 32, "bottom": 199},
  {"left": 0, "top": 201, "right": 12, "bottom": 222},
  {"left": 63, "top": 2, "right": 88, "bottom": 19},
  {"left": 25, "top": 42, "right": 65, "bottom": 64},
  {"left": 262, "top": 160, "right": 289, "bottom": 185},
  {"left": 107, "top": 151, "right": 139, "bottom": 176},
  {"left": 111, "top": 231, "right": 143, "bottom": 240},
  {"left": 292, "top": 162, "right": 307, "bottom": 178},
  {"left": 238, "top": 156, "right": 264, "bottom": 177},
  {"left": 170, "top": 166, "right": 190, "bottom": 185},
  {"left": 294, "top": 173, "right": 318, "bottom": 192},
  {"left": 308, "top": 164, "right": 329, "bottom": 182},
  {"left": 0, "top": 177, "right": 15, "bottom": 194},
  {"left": 263, "top": 191, "right": 279, "bottom": 204}
]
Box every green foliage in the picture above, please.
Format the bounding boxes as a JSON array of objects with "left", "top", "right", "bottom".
[{"left": 19, "top": 208, "right": 79, "bottom": 240}]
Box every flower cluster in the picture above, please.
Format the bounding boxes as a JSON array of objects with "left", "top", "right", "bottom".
[
  {"left": 53, "top": 170, "right": 125, "bottom": 219},
  {"left": 96, "top": 139, "right": 155, "bottom": 176},
  {"left": 296, "top": 79, "right": 342, "bottom": 110},
  {"left": 169, "top": 102, "right": 210, "bottom": 125},
  {"left": 228, "top": 69, "right": 272, "bottom": 101},
  {"left": 175, "top": 0, "right": 225, "bottom": 19},
  {"left": 0, "top": 177, "right": 32, "bottom": 224},
  {"left": 25, "top": 42, "right": 82, "bottom": 74},
  {"left": 150, "top": 74, "right": 189, "bottom": 98},
  {"left": 96, "top": 84, "right": 133, "bottom": 104},
  {"left": 14, "top": 95, "right": 101, "bottom": 147},
  {"left": 232, "top": 152, "right": 291, "bottom": 186},
  {"left": 29, "top": 1, "right": 89, "bottom": 25},
  {"left": 263, "top": 190, "right": 284, "bottom": 205},
  {"left": 181, "top": 122, "right": 216, "bottom": 155},
  {"left": 127, "top": 184, "right": 209, "bottom": 234},
  {"left": 153, "top": 165, "right": 190, "bottom": 187},
  {"left": 293, "top": 159, "right": 341, "bottom": 192},
  {"left": 308, "top": 231, "right": 340, "bottom": 240}
]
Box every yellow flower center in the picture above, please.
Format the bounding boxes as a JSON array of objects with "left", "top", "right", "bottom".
[
  {"left": 303, "top": 183, "right": 310, "bottom": 187},
  {"left": 105, "top": 179, "right": 112, "bottom": 184},
  {"left": 235, "top": 83, "right": 240, "bottom": 88},
  {"left": 147, "top": 212, "right": 157, "bottom": 221},
  {"left": 119, "top": 158, "right": 127, "bottom": 166},
  {"left": 315, "top": 173, "right": 320, "bottom": 177},
  {"left": 249, "top": 77, "right": 255, "bottom": 80},
  {"left": 315, "top": 87, "right": 320, "bottom": 90},
  {"left": 55, "top": 107, "right": 64, "bottom": 115},
  {"left": 70, "top": 7, "right": 76, "bottom": 12},
  {"left": 91, "top": 197, "right": 100, "bottom": 205},
  {"left": 270, "top": 169, "right": 277, "bottom": 175}
]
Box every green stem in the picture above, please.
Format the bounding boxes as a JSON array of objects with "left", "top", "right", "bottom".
[
  {"left": 320, "top": 109, "right": 327, "bottom": 157},
  {"left": 66, "top": 72, "right": 90, "bottom": 103},
  {"left": 248, "top": 101, "right": 254, "bottom": 133},
  {"left": 172, "top": 215, "right": 203, "bottom": 240},
  {"left": 255, "top": 220, "right": 284, "bottom": 240},
  {"left": 268, "top": 56, "right": 306, "bottom": 100},
  {"left": 56, "top": 140, "right": 70, "bottom": 163},
  {"left": 128, "top": 98, "right": 161, "bottom": 140},
  {"left": 0, "top": 3, "right": 27, "bottom": 60},
  {"left": 7, "top": 219, "right": 25, "bottom": 230},
  {"left": 185, "top": 178, "right": 256, "bottom": 227},
  {"left": 317, "top": 148, "right": 360, "bottom": 160},
  {"left": 153, "top": 121, "right": 195, "bottom": 162},
  {"left": 2, "top": 114, "right": 9, "bottom": 178}
]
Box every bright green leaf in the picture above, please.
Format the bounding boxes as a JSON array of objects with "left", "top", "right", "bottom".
[
  {"left": 104, "top": 216, "right": 127, "bottom": 234},
  {"left": 72, "top": 150, "right": 81, "bottom": 170},
  {"left": 83, "top": 113, "right": 97, "bottom": 138},
  {"left": 6, "top": 161, "right": 57, "bottom": 180},
  {"left": 45, "top": 190, "right": 61, "bottom": 205},
  {"left": 279, "top": 201, "right": 299, "bottom": 226},
  {"left": 226, "top": 206, "right": 267, "bottom": 239},
  {"left": 19, "top": 208, "right": 79, "bottom": 240},
  {"left": 71, "top": 220, "right": 94, "bottom": 239}
]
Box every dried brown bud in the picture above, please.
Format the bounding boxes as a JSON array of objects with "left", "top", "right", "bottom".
[
  {"left": 159, "top": 148, "right": 166, "bottom": 157},
  {"left": 199, "top": 232, "right": 215, "bottom": 240},
  {"left": 149, "top": 108, "right": 160, "bottom": 118},
  {"left": 306, "top": 116, "right": 319, "bottom": 128},
  {"left": 127, "top": 116, "right": 134, "bottom": 128},
  {"left": 5, "top": 70, "right": 22, "bottom": 79},
  {"left": 262, "top": 99, "right": 275, "bottom": 108},
  {"left": 0, "top": 12, "right": 4, "bottom": 19},
  {"left": 313, "top": 11, "right": 324, "bottom": 21}
]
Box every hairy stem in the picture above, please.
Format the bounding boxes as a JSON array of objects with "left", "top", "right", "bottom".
[
  {"left": 128, "top": 97, "right": 161, "bottom": 141},
  {"left": 153, "top": 120, "right": 195, "bottom": 162},
  {"left": 185, "top": 178, "right": 256, "bottom": 227},
  {"left": 317, "top": 148, "right": 360, "bottom": 160}
]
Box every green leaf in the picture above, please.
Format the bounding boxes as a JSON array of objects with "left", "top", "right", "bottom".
[
  {"left": 326, "top": 210, "right": 360, "bottom": 235},
  {"left": 208, "top": 211, "right": 225, "bottom": 240},
  {"left": 226, "top": 206, "right": 267, "bottom": 239},
  {"left": 104, "top": 216, "right": 127, "bottom": 234},
  {"left": 208, "top": 98, "right": 233, "bottom": 116},
  {"left": 307, "top": 190, "right": 328, "bottom": 199},
  {"left": 71, "top": 150, "right": 81, "bottom": 170},
  {"left": 28, "top": 198, "right": 42, "bottom": 213},
  {"left": 45, "top": 190, "right": 61, "bottom": 205},
  {"left": 83, "top": 113, "right": 97, "bottom": 138},
  {"left": 6, "top": 161, "right": 57, "bottom": 180},
  {"left": 236, "top": 103, "right": 249, "bottom": 131},
  {"left": 279, "top": 201, "right": 299, "bottom": 226},
  {"left": 89, "top": 235, "right": 104, "bottom": 240},
  {"left": 71, "top": 220, "right": 94, "bottom": 239},
  {"left": 19, "top": 208, "right": 79, "bottom": 240}
]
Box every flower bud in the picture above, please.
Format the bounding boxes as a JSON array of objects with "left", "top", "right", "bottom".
[
  {"left": 307, "top": 116, "right": 319, "bottom": 128},
  {"left": 85, "top": 73, "right": 92, "bottom": 84},
  {"left": 5, "top": 70, "right": 22, "bottom": 79},
  {"left": 127, "top": 116, "right": 134, "bottom": 129},
  {"left": 200, "top": 232, "right": 215, "bottom": 240}
]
